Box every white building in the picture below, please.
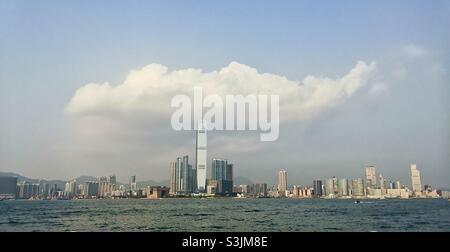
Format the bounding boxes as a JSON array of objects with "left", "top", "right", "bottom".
[
  {"left": 410, "top": 164, "right": 422, "bottom": 193},
  {"left": 365, "top": 166, "right": 377, "bottom": 188}
]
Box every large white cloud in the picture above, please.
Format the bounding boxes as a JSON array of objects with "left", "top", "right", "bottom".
[{"left": 65, "top": 61, "right": 377, "bottom": 123}]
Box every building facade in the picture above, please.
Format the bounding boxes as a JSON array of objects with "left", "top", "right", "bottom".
[{"left": 278, "top": 170, "right": 287, "bottom": 196}]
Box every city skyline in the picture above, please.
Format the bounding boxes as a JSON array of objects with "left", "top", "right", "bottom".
[{"left": 0, "top": 1, "right": 449, "bottom": 188}]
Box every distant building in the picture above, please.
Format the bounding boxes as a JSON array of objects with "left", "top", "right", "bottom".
[
  {"left": 247, "top": 183, "right": 267, "bottom": 197},
  {"left": 206, "top": 179, "right": 218, "bottom": 194},
  {"left": 64, "top": 179, "right": 77, "bottom": 198},
  {"left": 278, "top": 170, "right": 287, "bottom": 195},
  {"left": 365, "top": 166, "right": 377, "bottom": 188},
  {"left": 169, "top": 155, "right": 196, "bottom": 195},
  {"left": 293, "top": 186, "right": 313, "bottom": 198},
  {"left": 0, "top": 176, "right": 18, "bottom": 199},
  {"left": 130, "top": 175, "right": 137, "bottom": 191},
  {"left": 338, "top": 178, "right": 349, "bottom": 197},
  {"left": 85, "top": 181, "right": 99, "bottom": 198},
  {"left": 312, "top": 180, "right": 323, "bottom": 197},
  {"left": 313, "top": 180, "right": 322, "bottom": 197},
  {"left": 147, "top": 186, "right": 169, "bottom": 199},
  {"left": 352, "top": 178, "right": 365, "bottom": 198},
  {"left": 211, "top": 158, "right": 233, "bottom": 194},
  {"left": 196, "top": 120, "right": 207, "bottom": 192},
  {"left": 18, "top": 181, "right": 39, "bottom": 199},
  {"left": 325, "top": 178, "right": 335, "bottom": 197},
  {"left": 410, "top": 164, "right": 422, "bottom": 193}
]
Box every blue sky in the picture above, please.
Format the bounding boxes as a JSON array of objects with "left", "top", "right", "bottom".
[{"left": 0, "top": 0, "right": 449, "bottom": 187}]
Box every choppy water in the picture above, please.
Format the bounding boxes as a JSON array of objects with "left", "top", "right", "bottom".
[{"left": 0, "top": 198, "right": 449, "bottom": 231}]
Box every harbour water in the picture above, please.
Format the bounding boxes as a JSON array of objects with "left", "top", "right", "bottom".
[{"left": 1, "top": 198, "right": 449, "bottom": 232}]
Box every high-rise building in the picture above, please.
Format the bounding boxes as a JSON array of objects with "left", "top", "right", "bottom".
[
  {"left": 108, "top": 175, "right": 116, "bottom": 185},
  {"left": 211, "top": 159, "right": 233, "bottom": 194},
  {"left": 223, "top": 163, "right": 234, "bottom": 194},
  {"left": 332, "top": 176, "right": 339, "bottom": 194},
  {"left": 41, "top": 182, "right": 50, "bottom": 199},
  {"left": 338, "top": 178, "right": 349, "bottom": 197},
  {"left": 196, "top": 120, "right": 207, "bottom": 192},
  {"left": 85, "top": 181, "right": 99, "bottom": 198},
  {"left": 65, "top": 179, "right": 77, "bottom": 198},
  {"left": 0, "top": 176, "right": 18, "bottom": 199},
  {"left": 130, "top": 175, "right": 137, "bottom": 191},
  {"left": 278, "top": 170, "right": 287, "bottom": 195},
  {"left": 313, "top": 180, "right": 323, "bottom": 197},
  {"left": 169, "top": 155, "right": 196, "bottom": 195},
  {"left": 352, "top": 178, "right": 365, "bottom": 197},
  {"left": 365, "top": 166, "right": 377, "bottom": 188},
  {"left": 410, "top": 164, "right": 422, "bottom": 192},
  {"left": 169, "top": 161, "right": 178, "bottom": 195},
  {"left": 325, "top": 178, "right": 335, "bottom": 197}
]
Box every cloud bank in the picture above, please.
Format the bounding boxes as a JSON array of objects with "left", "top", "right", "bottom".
[{"left": 66, "top": 61, "right": 376, "bottom": 125}]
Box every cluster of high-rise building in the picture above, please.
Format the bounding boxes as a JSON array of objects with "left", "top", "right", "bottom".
[
  {"left": 0, "top": 177, "right": 63, "bottom": 200},
  {"left": 168, "top": 156, "right": 235, "bottom": 196},
  {"left": 169, "top": 155, "right": 197, "bottom": 195},
  {"left": 168, "top": 122, "right": 234, "bottom": 196},
  {"left": 0, "top": 173, "right": 168, "bottom": 200},
  {"left": 233, "top": 183, "right": 268, "bottom": 198},
  {"left": 272, "top": 164, "right": 441, "bottom": 199}
]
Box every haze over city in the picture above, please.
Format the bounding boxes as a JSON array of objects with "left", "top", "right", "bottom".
[{"left": 0, "top": 0, "right": 449, "bottom": 188}]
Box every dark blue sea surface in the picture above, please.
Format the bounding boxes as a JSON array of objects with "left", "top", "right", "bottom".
[{"left": 0, "top": 198, "right": 449, "bottom": 231}]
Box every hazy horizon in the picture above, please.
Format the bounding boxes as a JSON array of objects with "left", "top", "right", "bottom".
[{"left": 1, "top": 1, "right": 449, "bottom": 188}]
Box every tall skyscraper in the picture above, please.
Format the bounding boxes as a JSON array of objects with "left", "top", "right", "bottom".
[
  {"left": 278, "top": 170, "right": 287, "bottom": 195},
  {"left": 196, "top": 120, "right": 207, "bottom": 192},
  {"left": 365, "top": 166, "right": 377, "bottom": 188},
  {"left": 338, "top": 178, "right": 349, "bottom": 196},
  {"left": 410, "top": 164, "right": 422, "bottom": 192},
  {"left": 313, "top": 180, "right": 323, "bottom": 197}
]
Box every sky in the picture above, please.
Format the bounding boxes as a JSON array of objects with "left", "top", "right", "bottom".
[{"left": 0, "top": 0, "right": 449, "bottom": 187}]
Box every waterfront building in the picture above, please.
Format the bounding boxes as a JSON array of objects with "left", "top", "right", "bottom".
[
  {"left": 293, "top": 186, "right": 313, "bottom": 198},
  {"left": 313, "top": 180, "right": 323, "bottom": 197},
  {"left": 0, "top": 176, "right": 18, "bottom": 199},
  {"left": 130, "top": 175, "right": 137, "bottom": 191},
  {"left": 211, "top": 158, "right": 234, "bottom": 194},
  {"left": 386, "top": 188, "right": 410, "bottom": 199},
  {"left": 365, "top": 166, "right": 377, "bottom": 188},
  {"left": 410, "top": 164, "right": 422, "bottom": 193},
  {"left": 338, "top": 178, "right": 349, "bottom": 197},
  {"left": 196, "top": 120, "right": 207, "bottom": 192},
  {"left": 169, "top": 155, "right": 196, "bottom": 195},
  {"left": 325, "top": 178, "right": 335, "bottom": 197},
  {"left": 278, "top": 170, "right": 287, "bottom": 196},
  {"left": 64, "top": 179, "right": 77, "bottom": 198},
  {"left": 147, "top": 186, "right": 170, "bottom": 199},
  {"left": 351, "top": 178, "right": 365, "bottom": 198},
  {"left": 85, "top": 181, "right": 99, "bottom": 198}
]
